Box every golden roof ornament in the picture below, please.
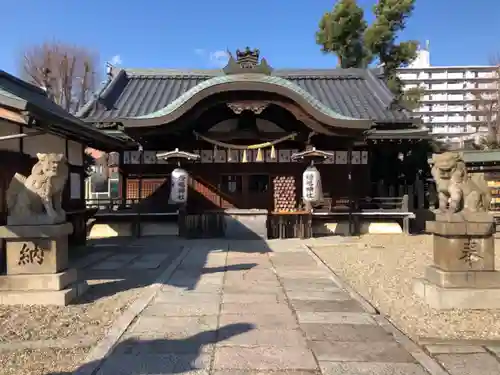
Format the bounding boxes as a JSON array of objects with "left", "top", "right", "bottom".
[{"left": 223, "top": 47, "right": 273, "bottom": 75}]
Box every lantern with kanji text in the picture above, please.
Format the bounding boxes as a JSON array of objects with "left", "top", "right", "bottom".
[
  {"left": 169, "top": 168, "right": 189, "bottom": 204},
  {"left": 302, "top": 166, "right": 322, "bottom": 203}
]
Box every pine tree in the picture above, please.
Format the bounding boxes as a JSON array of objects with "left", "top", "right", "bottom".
[
  {"left": 316, "top": 0, "right": 419, "bottom": 103},
  {"left": 316, "top": 0, "right": 369, "bottom": 68}
]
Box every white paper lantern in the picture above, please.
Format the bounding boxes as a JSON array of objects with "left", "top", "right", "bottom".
[
  {"left": 169, "top": 168, "right": 189, "bottom": 204},
  {"left": 302, "top": 166, "right": 322, "bottom": 203}
]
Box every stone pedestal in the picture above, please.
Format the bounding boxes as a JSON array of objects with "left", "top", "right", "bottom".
[
  {"left": 0, "top": 223, "right": 88, "bottom": 306},
  {"left": 414, "top": 213, "right": 500, "bottom": 309},
  {"left": 224, "top": 209, "right": 268, "bottom": 239}
]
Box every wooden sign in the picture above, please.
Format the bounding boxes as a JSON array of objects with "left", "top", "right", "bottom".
[
  {"left": 351, "top": 151, "right": 361, "bottom": 165},
  {"left": 361, "top": 151, "right": 369, "bottom": 164},
  {"left": 228, "top": 149, "right": 239, "bottom": 162},
  {"left": 214, "top": 150, "right": 227, "bottom": 163},
  {"left": 336, "top": 151, "right": 347, "bottom": 164},
  {"left": 278, "top": 150, "right": 291, "bottom": 163}
]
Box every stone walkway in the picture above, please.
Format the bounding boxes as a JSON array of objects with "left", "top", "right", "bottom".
[{"left": 73, "top": 239, "right": 440, "bottom": 375}]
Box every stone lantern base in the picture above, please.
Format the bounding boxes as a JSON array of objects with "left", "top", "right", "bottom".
[
  {"left": 0, "top": 223, "right": 88, "bottom": 306},
  {"left": 413, "top": 212, "right": 500, "bottom": 310}
]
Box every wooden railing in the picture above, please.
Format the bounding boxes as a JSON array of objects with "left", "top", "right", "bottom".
[
  {"left": 268, "top": 212, "right": 312, "bottom": 239},
  {"left": 313, "top": 195, "right": 410, "bottom": 213},
  {"left": 356, "top": 196, "right": 410, "bottom": 212},
  {"left": 189, "top": 175, "right": 235, "bottom": 209},
  {"left": 85, "top": 198, "right": 141, "bottom": 213},
  {"left": 312, "top": 195, "right": 413, "bottom": 234},
  {"left": 178, "top": 209, "right": 225, "bottom": 238}
]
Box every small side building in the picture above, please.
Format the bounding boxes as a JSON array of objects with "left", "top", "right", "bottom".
[{"left": 0, "top": 70, "right": 135, "bottom": 258}]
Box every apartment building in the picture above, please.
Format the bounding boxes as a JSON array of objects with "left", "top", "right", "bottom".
[{"left": 398, "top": 46, "right": 499, "bottom": 148}]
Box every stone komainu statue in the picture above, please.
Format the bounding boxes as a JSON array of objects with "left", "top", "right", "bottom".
[
  {"left": 6, "top": 153, "right": 69, "bottom": 225},
  {"left": 429, "top": 152, "right": 491, "bottom": 213}
]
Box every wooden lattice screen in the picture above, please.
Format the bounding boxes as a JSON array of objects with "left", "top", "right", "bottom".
[{"left": 126, "top": 178, "right": 168, "bottom": 199}]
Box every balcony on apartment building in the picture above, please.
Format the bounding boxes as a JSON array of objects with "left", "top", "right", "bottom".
[
  {"left": 404, "top": 82, "right": 497, "bottom": 92},
  {"left": 398, "top": 68, "right": 497, "bottom": 82},
  {"left": 417, "top": 92, "right": 493, "bottom": 103}
]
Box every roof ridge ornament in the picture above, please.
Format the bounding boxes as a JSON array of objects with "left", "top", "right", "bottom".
[{"left": 223, "top": 47, "right": 273, "bottom": 75}]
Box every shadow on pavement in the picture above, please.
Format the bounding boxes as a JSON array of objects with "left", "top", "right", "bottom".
[
  {"left": 73, "top": 238, "right": 272, "bottom": 303},
  {"left": 46, "top": 323, "right": 255, "bottom": 374}
]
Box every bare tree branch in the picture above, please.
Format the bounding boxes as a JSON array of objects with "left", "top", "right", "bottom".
[
  {"left": 474, "top": 55, "right": 500, "bottom": 149},
  {"left": 20, "top": 41, "right": 100, "bottom": 113}
]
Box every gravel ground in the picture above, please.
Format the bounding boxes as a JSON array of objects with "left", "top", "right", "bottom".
[
  {"left": 0, "top": 280, "right": 145, "bottom": 375},
  {"left": 0, "top": 347, "right": 90, "bottom": 375},
  {"left": 312, "top": 234, "right": 500, "bottom": 341},
  {"left": 0, "top": 280, "right": 144, "bottom": 342},
  {"left": 0, "top": 239, "right": 183, "bottom": 375}
]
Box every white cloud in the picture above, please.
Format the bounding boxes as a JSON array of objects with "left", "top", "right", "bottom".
[
  {"left": 109, "top": 54, "right": 123, "bottom": 66},
  {"left": 209, "top": 50, "right": 229, "bottom": 67},
  {"left": 194, "top": 49, "right": 229, "bottom": 67}
]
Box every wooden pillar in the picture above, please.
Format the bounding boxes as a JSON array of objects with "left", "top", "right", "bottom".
[
  {"left": 119, "top": 151, "right": 127, "bottom": 208},
  {"left": 347, "top": 144, "right": 354, "bottom": 236},
  {"left": 137, "top": 145, "right": 144, "bottom": 238}
]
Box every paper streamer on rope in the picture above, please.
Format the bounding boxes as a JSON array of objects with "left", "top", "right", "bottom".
[
  {"left": 256, "top": 148, "right": 263, "bottom": 162},
  {"left": 193, "top": 131, "right": 297, "bottom": 153}
]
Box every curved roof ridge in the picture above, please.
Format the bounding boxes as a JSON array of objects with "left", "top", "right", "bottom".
[
  {"left": 130, "top": 74, "right": 359, "bottom": 122},
  {"left": 77, "top": 66, "right": 414, "bottom": 125},
  {"left": 120, "top": 67, "right": 367, "bottom": 78},
  {"left": 124, "top": 68, "right": 222, "bottom": 77}
]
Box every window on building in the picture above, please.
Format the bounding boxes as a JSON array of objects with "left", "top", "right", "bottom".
[
  {"left": 220, "top": 175, "right": 243, "bottom": 193},
  {"left": 92, "top": 178, "right": 108, "bottom": 193},
  {"left": 248, "top": 175, "right": 270, "bottom": 193}
]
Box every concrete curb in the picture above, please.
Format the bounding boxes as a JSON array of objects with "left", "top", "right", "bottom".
[
  {"left": 303, "top": 243, "right": 378, "bottom": 315},
  {"left": 374, "top": 316, "right": 451, "bottom": 375},
  {"left": 73, "top": 245, "right": 192, "bottom": 375}
]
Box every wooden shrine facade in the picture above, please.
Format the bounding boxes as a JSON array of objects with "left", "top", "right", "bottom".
[
  {"left": 120, "top": 146, "right": 371, "bottom": 212},
  {"left": 78, "top": 47, "right": 432, "bottom": 217}
]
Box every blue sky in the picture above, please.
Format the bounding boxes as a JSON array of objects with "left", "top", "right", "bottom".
[{"left": 1, "top": 0, "right": 499, "bottom": 76}]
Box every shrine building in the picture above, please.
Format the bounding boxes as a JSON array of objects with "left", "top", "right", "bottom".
[{"left": 78, "top": 48, "right": 432, "bottom": 237}]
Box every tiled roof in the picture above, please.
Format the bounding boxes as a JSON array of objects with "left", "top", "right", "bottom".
[
  {"left": 0, "top": 70, "right": 136, "bottom": 150},
  {"left": 78, "top": 67, "right": 415, "bottom": 125}
]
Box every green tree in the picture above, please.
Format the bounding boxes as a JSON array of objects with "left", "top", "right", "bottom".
[
  {"left": 316, "top": 0, "right": 369, "bottom": 68},
  {"left": 400, "top": 86, "right": 425, "bottom": 111},
  {"left": 364, "top": 0, "right": 418, "bottom": 95},
  {"left": 316, "top": 0, "right": 419, "bottom": 103}
]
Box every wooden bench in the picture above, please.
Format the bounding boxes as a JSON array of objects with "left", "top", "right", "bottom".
[{"left": 312, "top": 195, "right": 415, "bottom": 234}]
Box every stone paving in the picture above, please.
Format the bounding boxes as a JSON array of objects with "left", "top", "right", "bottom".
[{"left": 82, "top": 240, "right": 435, "bottom": 374}]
